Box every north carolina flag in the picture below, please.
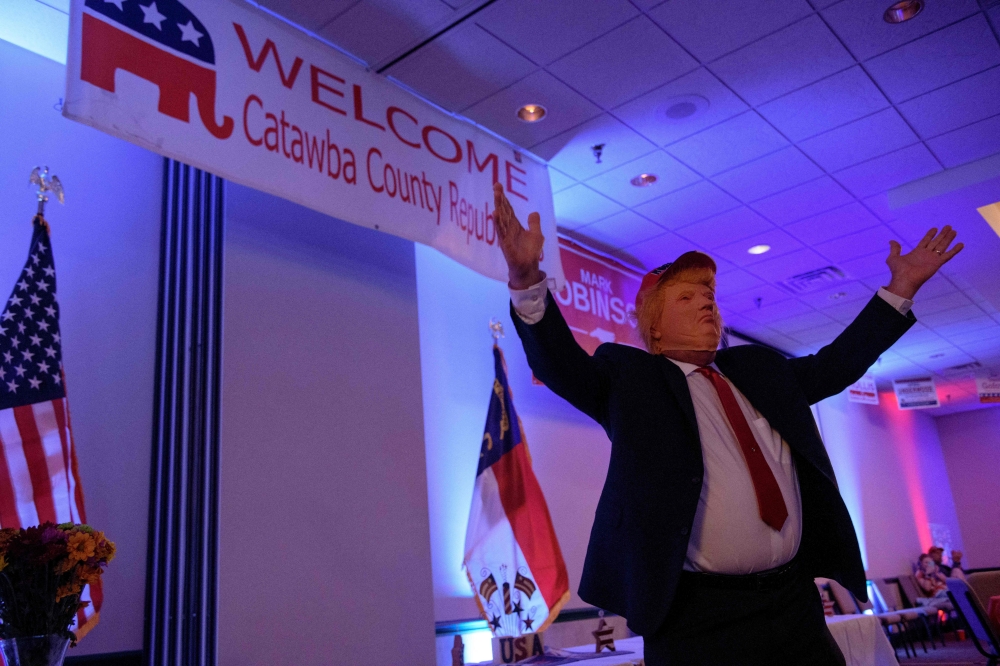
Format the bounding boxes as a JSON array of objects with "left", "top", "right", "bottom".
[{"left": 463, "top": 346, "right": 569, "bottom": 636}]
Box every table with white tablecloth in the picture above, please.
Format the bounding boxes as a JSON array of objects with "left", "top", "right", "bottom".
[
  {"left": 824, "top": 615, "right": 899, "bottom": 666},
  {"left": 473, "top": 615, "right": 897, "bottom": 665}
]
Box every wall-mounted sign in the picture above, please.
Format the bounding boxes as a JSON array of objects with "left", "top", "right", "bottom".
[
  {"left": 553, "top": 238, "right": 643, "bottom": 356},
  {"left": 847, "top": 374, "right": 879, "bottom": 405},
  {"left": 893, "top": 377, "right": 940, "bottom": 410},
  {"left": 976, "top": 377, "right": 1000, "bottom": 404},
  {"left": 63, "top": 0, "right": 564, "bottom": 286}
]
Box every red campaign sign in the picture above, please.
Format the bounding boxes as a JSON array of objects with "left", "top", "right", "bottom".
[{"left": 552, "top": 239, "right": 643, "bottom": 356}]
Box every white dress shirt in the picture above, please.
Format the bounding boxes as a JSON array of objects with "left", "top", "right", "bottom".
[{"left": 510, "top": 278, "right": 912, "bottom": 574}]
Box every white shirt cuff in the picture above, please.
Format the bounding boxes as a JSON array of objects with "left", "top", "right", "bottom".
[
  {"left": 877, "top": 287, "right": 913, "bottom": 316},
  {"left": 510, "top": 277, "right": 549, "bottom": 325}
]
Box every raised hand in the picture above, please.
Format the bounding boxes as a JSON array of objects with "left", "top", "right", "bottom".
[
  {"left": 886, "top": 225, "right": 964, "bottom": 300},
  {"left": 494, "top": 182, "right": 545, "bottom": 289}
]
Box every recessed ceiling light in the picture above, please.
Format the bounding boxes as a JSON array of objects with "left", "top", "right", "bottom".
[
  {"left": 516, "top": 104, "right": 546, "bottom": 123},
  {"left": 883, "top": 0, "right": 923, "bottom": 24},
  {"left": 630, "top": 173, "right": 657, "bottom": 187},
  {"left": 747, "top": 244, "right": 771, "bottom": 255},
  {"left": 661, "top": 95, "right": 709, "bottom": 124}
]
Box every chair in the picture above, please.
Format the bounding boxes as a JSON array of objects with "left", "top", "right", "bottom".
[
  {"left": 968, "top": 571, "right": 1000, "bottom": 613},
  {"left": 946, "top": 578, "right": 1000, "bottom": 666},
  {"left": 876, "top": 578, "right": 938, "bottom": 654}
]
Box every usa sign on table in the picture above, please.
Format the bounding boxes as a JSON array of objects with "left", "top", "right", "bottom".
[{"left": 63, "top": 0, "right": 564, "bottom": 286}]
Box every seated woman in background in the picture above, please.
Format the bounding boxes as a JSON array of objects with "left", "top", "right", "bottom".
[
  {"left": 915, "top": 553, "right": 950, "bottom": 604},
  {"left": 928, "top": 546, "right": 967, "bottom": 580}
]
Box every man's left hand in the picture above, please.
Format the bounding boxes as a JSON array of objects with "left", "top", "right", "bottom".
[{"left": 886, "top": 225, "right": 964, "bottom": 300}]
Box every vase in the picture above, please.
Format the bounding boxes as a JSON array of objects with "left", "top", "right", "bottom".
[{"left": 0, "top": 635, "right": 70, "bottom": 666}]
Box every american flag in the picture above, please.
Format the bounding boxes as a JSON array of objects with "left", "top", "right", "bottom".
[{"left": 0, "top": 216, "right": 100, "bottom": 638}]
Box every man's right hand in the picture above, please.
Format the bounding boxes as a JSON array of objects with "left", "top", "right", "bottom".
[{"left": 494, "top": 182, "right": 546, "bottom": 289}]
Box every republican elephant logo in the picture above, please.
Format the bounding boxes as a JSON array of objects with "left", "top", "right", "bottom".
[{"left": 80, "top": 0, "right": 234, "bottom": 139}]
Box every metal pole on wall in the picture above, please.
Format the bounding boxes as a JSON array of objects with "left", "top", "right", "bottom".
[{"left": 144, "top": 158, "right": 224, "bottom": 666}]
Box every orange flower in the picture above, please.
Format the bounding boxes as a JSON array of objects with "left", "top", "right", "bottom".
[{"left": 67, "top": 531, "right": 96, "bottom": 562}]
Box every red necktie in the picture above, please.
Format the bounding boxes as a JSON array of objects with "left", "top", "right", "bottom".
[{"left": 696, "top": 366, "right": 788, "bottom": 532}]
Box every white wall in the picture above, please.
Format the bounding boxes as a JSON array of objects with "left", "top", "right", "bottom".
[
  {"left": 816, "top": 391, "right": 964, "bottom": 578},
  {"left": 0, "top": 38, "right": 161, "bottom": 655},
  {"left": 218, "top": 184, "right": 436, "bottom": 666},
  {"left": 935, "top": 407, "right": 1000, "bottom": 569}
]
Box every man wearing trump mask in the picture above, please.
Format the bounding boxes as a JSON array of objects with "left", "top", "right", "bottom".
[{"left": 493, "top": 183, "right": 963, "bottom": 665}]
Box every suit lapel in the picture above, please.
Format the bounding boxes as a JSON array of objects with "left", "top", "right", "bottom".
[{"left": 657, "top": 355, "right": 700, "bottom": 443}]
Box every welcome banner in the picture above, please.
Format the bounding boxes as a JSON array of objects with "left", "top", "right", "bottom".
[{"left": 63, "top": 0, "right": 564, "bottom": 285}]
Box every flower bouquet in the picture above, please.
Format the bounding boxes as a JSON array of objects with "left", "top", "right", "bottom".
[{"left": 0, "top": 523, "right": 115, "bottom": 666}]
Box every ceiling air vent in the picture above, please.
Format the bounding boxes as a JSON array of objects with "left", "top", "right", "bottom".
[
  {"left": 778, "top": 266, "right": 847, "bottom": 294},
  {"left": 978, "top": 0, "right": 999, "bottom": 9},
  {"left": 941, "top": 361, "right": 984, "bottom": 376}
]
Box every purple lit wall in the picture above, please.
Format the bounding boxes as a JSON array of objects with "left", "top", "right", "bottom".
[
  {"left": 935, "top": 407, "right": 1000, "bottom": 569},
  {"left": 218, "top": 185, "right": 436, "bottom": 666},
  {"left": 815, "top": 391, "right": 964, "bottom": 577}
]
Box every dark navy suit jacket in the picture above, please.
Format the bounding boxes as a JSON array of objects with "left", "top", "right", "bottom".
[{"left": 511, "top": 293, "right": 915, "bottom": 636}]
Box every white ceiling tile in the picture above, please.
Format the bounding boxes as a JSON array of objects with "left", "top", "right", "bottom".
[
  {"left": 711, "top": 228, "right": 806, "bottom": 266},
  {"left": 634, "top": 180, "right": 741, "bottom": 230},
  {"left": 833, "top": 143, "right": 941, "bottom": 198},
  {"left": 916, "top": 292, "right": 976, "bottom": 316},
  {"left": 783, "top": 202, "right": 881, "bottom": 245},
  {"left": 626, "top": 231, "right": 706, "bottom": 269},
  {"left": 840, "top": 251, "right": 891, "bottom": 281},
  {"left": 740, "top": 297, "right": 814, "bottom": 323},
  {"left": 803, "top": 280, "right": 877, "bottom": 310},
  {"left": 533, "top": 114, "right": 657, "bottom": 177},
  {"left": 791, "top": 322, "right": 846, "bottom": 345},
  {"left": 708, "top": 15, "right": 855, "bottom": 106},
  {"left": 552, "top": 184, "right": 624, "bottom": 229},
  {"left": 319, "top": 0, "right": 455, "bottom": 66},
  {"left": 757, "top": 67, "right": 889, "bottom": 141},
  {"left": 387, "top": 23, "right": 538, "bottom": 112},
  {"left": 949, "top": 324, "right": 1000, "bottom": 347},
  {"left": 898, "top": 65, "right": 1000, "bottom": 139},
  {"left": 919, "top": 304, "right": 990, "bottom": 328},
  {"left": 713, "top": 271, "right": 769, "bottom": 301},
  {"left": 926, "top": 113, "right": 1000, "bottom": 169},
  {"left": 773, "top": 310, "right": 838, "bottom": 335},
  {"left": 674, "top": 207, "right": 775, "bottom": 249},
  {"left": 648, "top": 0, "right": 813, "bottom": 62},
  {"left": 464, "top": 70, "right": 603, "bottom": 147},
  {"left": 665, "top": 111, "right": 789, "bottom": 175},
  {"left": 861, "top": 193, "right": 897, "bottom": 222},
  {"left": 887, "top": 216, "right": 942, "bottom": 246},
  {"left": 745, "top": 248, "right": 831, "bottom": 282},
  {"left": 576, "top": 210, "right": 665, "bottom": 248},
  {"left": 932, "top": 315, "right": 1000, "bottom": 338},
  {"left": 712, "top": 147, "right": 823, "bottom": 202},
  {"left": 585, "top": 151, "right": 701, "bottom": 207},
  {"left": 548, "top": 167, "right": 577, "bottom": 193},
  {"left": 821, "top": 0, "right": 980, "bottom": 61},
  {"left": 822, "top": 299, "right": 871, "bottom": 324},
  {"left": 612, "top": 68, "right": 749, "bottom": 145},
  {"left": 815, "top": 225, "right": 898, "bottom": 263},
  {"left": 863, "top": 14, "right": 1000, "bottom": 103},
  {"left": 751, "top": 177, "right": 855, "bottom": 225},
  {"left": 548, "top": 17, "right": 698, "bottom": 109},
  {"left": 718, "top": 283, "right": 793, "bottom": 313},
  {"left": 258, "top": 0, "right": 356, "bottom": 32},
  {"left": 474, "top": 0, "right": 639, "bottom": 65},
  {"left": 797, "top": 108, "right": 919, "bottom": 172}
]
